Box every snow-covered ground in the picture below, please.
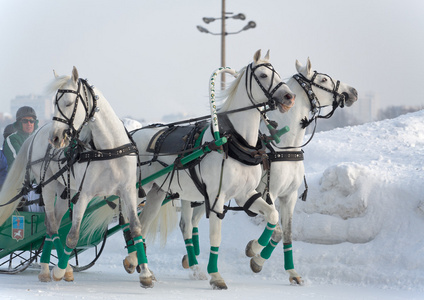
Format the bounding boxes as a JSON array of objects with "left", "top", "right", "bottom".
[{"left": 1, "top": 111, "right": 424, "bottom": 299}]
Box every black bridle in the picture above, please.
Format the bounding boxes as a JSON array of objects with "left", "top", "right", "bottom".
[
  {"left": 52, "top": 78, "right": 98, "bottom": 140},
  {"left": 246, "top": 62, "right": 287, "bottom": 112},
  {"left": 294, "top": 71, "right": 347, "bottom": 128}
]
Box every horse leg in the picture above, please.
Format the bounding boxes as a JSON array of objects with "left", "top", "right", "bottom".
[
  {"left": 51, "top": 194, "right": 88, "bottom": 281},
  {"left": 241, "top": 192, "right": 279, "bottom": 258},
  {"left": 191, "top": 203, "right": 205, "bottom": 256},
  {"left": 133, "top": 184, "right": 168, "bottom": 288},
  {"left": 205, "top": 191, "right": 232, "bottom": 290},
  {"left": 180, "top": 200, "right": 196, "bottom": 268},
  {"left": 250, "top": 223, "right": 283, "bottom": 273},
  {"left": 278, "top": 193, "right": 303, "bottom": 285},
  {"left": 120, "top": 215, "right": 138, "bottom": 274},
  {"left": 38, "top": 183, "right": 63, "bottom": 282},
  {"left": 179, "top": 201, "right": 207, "bottom": 280}
]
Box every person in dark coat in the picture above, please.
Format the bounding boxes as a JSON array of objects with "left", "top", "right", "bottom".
[{"left": 3, "top": 106, "right": 38, "bottom": 167}]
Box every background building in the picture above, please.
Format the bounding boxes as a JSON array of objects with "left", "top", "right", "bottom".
[{"left": 10, "top": 94, "right": 53, "bottom": 122}]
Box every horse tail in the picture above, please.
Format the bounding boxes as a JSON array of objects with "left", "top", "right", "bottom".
[
  {"left": 145, "top": 200, "right": 178, "bottom": 247},
  {"left": 79, "top": 196, "right": 120, "bottom": 244},
  {"left": 0, "top": 138, "right": 31, "bottom": 226}
]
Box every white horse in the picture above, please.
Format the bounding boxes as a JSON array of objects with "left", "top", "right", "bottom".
[
  {"left": 179, "top": 58, "right": 358, "bottom": 284},
  {"left": 0, "top": 67, "right": 152, "bottom": 288},
  {"left": 131, "top": 50, "right": 295, "bottom": 289}
]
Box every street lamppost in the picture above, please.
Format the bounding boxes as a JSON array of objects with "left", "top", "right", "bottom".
[{"left": 197, "top": 0, "right": 256, "bottom": 89}]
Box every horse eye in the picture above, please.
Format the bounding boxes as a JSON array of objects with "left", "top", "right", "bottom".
[
  {"left": 260, "top": 73, "right": 268, "bottom": 79},
  {"left": 321, "top": 77, "right": 328, "bottom": 83}
]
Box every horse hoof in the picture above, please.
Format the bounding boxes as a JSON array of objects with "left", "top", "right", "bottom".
[
  {"left": 123, "top": 258, "right": 136, "bottom": 274},
  {"left": 290, "top": 276, "right": 304, "bottom": 285},
  {"left": 210, "top": 279, "right": 228, "bottom": 290},
  {"left": 64, "top": 270, "right": 74, "bottom": 282},
  {"left": 140, "top": 276, "right": 154, "bottom": 289},
  {"left": 209, "top": 272, "right": 228, "bottom": 290},
  {"left": 51, "top": 266, "right": 65, "bottom": 282},
  {"left": 52, "top": 273, "right": 63, "bottom": 282},
  {"left": 149, "top": 269, "right": 157, "bottom": 282},
  {"left": 250, "top": 257, "right": 263, "bottom": 273},
  {"left": 38, "top": 273, "right": 51, "bottom": 282},
  {"left": 245, "top": 240, "right": 256, "bottom": 257},
  {"left": 182, "top": 254, "right": 189, "bottom": 269},
  {"left": 38, "top": 263, "right": 51, "bottom": 282}
]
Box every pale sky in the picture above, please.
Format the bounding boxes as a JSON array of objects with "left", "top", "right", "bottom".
[{"left": 1, "top": 0, "right": 423, "bottom": 122}]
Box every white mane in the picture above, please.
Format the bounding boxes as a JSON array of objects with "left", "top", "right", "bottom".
[
  {"left": 45, "top": 75, "right": 72, "bottom": 95},
  {"left": 216, "top": 67, "right": 247, "bottom": 112}
]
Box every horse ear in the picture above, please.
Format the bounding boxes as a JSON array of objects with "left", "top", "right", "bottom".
[
  {"left": 295, "top": 59, "right": 302, "bottom": 73},
  {"left": 264, "top": 50, "right": 270, "bottom": 61},
  {"left": 253, "top": 49, "right": 261, "bottom": 63},
  {"left": 53, "top": 69, "right": 59, "bottom": 78},
  {"left": 72, "top": 66, "right": 79, "bottom": 84},
  {"left": 306, "top": 57, "right": 312, "bottom": 74}
]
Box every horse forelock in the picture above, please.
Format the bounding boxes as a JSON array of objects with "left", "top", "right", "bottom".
[
  {"left": 46, "top": 75, "right": 72, "bottom": 95},
  {"left": 217, "top": 67, "right": 247, "bottom": 112}
]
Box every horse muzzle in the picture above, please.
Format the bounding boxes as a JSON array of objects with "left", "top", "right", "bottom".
[
  {"left": 49, "top": 130, "right": 70, "bottom": 149},
  {"left": 343, "top": 88, "right": 358, "bottom": 107},
  {"left": 276, "top": 93, "right": 296, "bottom": 113}
]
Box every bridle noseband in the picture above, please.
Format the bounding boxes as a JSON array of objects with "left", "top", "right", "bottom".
[
  {"left": 52, "top": 78, "right": 99, "bottom": 140},
  {"left": 294, "top": 71, "right": 346, "bottom": 128}
]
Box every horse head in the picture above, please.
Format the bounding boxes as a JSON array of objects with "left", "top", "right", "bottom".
[
  {"left": 49, "top": 67, "right": 97, "bottom": 149},
  {"left": 248, "top": 49, "right": 295, "bottom": 113},
  {"left": 295, "top": 58, "right": 358, "bottom": 109}
]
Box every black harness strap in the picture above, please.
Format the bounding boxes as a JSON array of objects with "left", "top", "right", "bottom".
[
  {"left": 268, "top": 151, "right": 304, "bottom": 161},
  {"left": 78, "top": 143, "right": 137, "bottom": 162}
]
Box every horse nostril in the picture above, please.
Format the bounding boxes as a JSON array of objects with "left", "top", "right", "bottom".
[
  {"left": 342, "top": 92, "right": 350, "bottom": 101},
  {"left": 285, "top": 93, "right": 294, "bottom": 100},
  {"left": 352, "top": 88, "right": 358, "bottom": 97}
]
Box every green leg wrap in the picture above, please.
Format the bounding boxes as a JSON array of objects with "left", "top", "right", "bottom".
[
  {"left": 134, "top": 236, "right": 148, "bottom": 265},
  {"left": 192, "top": 227, "right": 200, "bottom": 256},
  {"left": 257, "top": 223, "right": 276, "bottom": 247},
  {"left": 52, "top": 234, "right": 64, "bottom": 260},
  {"left": 207, "top": 246, "right": 219, "bottom": 274},
  {"left": 58, "top": 245, "right": 73, "bottom": 270},
  {"left": 260, "top": 238, "right": 279, "bottom": 260},
  {"left": 40, "top": 235, "right": 53, "bottom": 264},
  {"left": 283, "top": 243, "right": 294, "bottom": 270},
  {"left": 185, "top": 239, "right": 198, "bottom": 267},
  {"left": 121, "top": 223, "right": 136, "bottom": 254}
]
